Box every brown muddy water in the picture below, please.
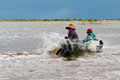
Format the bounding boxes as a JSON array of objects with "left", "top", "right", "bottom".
[{"left": 0, "top": 21, "right": 120, "bottom": 80}]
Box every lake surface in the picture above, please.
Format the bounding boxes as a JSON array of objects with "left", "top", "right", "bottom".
[
  {"left": 0, "top": 21, "right": 120, "bottom": 80},
  {"left": 0, "top": 21, "right": 120, "bottom": 54}
]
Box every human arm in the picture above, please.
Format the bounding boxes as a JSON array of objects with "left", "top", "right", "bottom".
[
  {"left": 93, "top": 33, "right": 97, "bottom": 40},
  {"left": 93, "top": 33, "right": 99, "bottom": 41},
  {"left": 83, "top": 35, "right": 89, "bottom": 43}
]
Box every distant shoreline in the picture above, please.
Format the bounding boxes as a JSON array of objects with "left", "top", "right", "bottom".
[{"left": 0, "top": 19, "right": 120, "bottom": 22}]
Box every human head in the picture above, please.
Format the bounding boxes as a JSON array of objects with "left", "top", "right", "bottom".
[
  {"left": 87, "top": 28, "right": 93, "bottom": 36},
  {"left": 87, "top": 28, "right": 93, "bottom": 33},
  {"left": 66, "top": 24, "right": 76, "bottom": 30}
]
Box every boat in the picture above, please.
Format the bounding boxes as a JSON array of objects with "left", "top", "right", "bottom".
[{"left": 56, "top": 37, "right": 103, "bottom": 57}]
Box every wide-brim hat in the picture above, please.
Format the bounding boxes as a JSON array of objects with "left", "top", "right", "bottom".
[{"left": 66, "top": 24, "right": 76, "bottom": 30}]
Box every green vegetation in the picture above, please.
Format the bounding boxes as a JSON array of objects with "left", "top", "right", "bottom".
[
  {"left": 105, "top": 19, "right": 120, "bottom": 21},
  {"left": 0, "top": 19, "right": 120, "bottom": 22}
]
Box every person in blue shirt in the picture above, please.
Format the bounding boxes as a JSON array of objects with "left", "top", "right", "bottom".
[{"left": 83, "top": 28, "right": 97, "bottom": 43}]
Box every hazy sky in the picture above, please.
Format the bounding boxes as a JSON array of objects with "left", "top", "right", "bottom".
[{"left": 0, "top": 0, "right": 120, "bottom": 19}]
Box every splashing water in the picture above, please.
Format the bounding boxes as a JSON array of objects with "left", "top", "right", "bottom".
[{"left": 35, "top": 32, "right": 66, "bottom": 54}]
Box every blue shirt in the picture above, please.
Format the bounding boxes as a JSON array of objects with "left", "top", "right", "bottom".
[{"left": 84, "top": 33, "right": 97, "bottom": 43}]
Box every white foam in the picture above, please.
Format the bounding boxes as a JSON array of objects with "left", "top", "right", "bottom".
[{"left": 35, "top": 32, "right": 65, "bottom": 53}]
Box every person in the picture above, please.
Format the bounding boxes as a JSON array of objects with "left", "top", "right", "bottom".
[
  {"left": 66, "top": 24, "right": 79, "bottom": 42},
  {"left": 66, "top": 24, "right": 80, "bottom": 52},
  {"left": 83, "top": 28, "right": 97, "bottom": 43},
  {"left": 56, "top": 24, "right": 80, "bottom": 56}
]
